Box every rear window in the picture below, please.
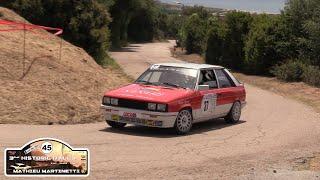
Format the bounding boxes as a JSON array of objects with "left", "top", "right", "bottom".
[{"left": 215, "top": 69, "right": 235, "bottom": 88}]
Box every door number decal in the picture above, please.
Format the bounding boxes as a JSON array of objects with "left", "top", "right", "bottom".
[{"left": 201, "top": 93, "right": 217, "bottom": 113}]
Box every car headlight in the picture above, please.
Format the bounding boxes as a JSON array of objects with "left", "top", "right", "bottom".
[
  {"left": 103, "top": 97, "right": 111, "bottom": 105},
  {"left": 148, "top": 103, "right": 157, "bottom": 110},
  {"left": 110, "top": 98, "right": 118, "bottom": 106},
  {"left": 157, "top": 104, "right": 167, "bottom": 112}
]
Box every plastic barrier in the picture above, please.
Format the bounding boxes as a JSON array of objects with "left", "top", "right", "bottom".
[
  {"left": 0, "top": 19, "right": 63, "bottom": 35},
  {"left": 0, "top": 19, "right": 63, "bottom": 79}
]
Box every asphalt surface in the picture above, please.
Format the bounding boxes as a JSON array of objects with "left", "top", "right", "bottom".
[{"left": 0, "top": 41, "right": 320, "bottom": 179}]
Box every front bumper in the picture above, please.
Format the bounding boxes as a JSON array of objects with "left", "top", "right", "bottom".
[{"left": 100, "top": 105, "right": 178, "bottom": 128}]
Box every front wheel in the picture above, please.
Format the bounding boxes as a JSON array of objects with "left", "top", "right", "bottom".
[
  {"left": 225, "top": 101, "right": 241, "bottom": 123},
  {"left": 174, "top": 109, "right": 193, "bottom": 135},
  {"left": 106, "top": 121, "right": 126, "bottom": 128}
]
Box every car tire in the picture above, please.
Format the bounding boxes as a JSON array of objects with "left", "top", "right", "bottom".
[
  {"left": 174, "top": 109, "right": 193, "bottom": 135},
  {"left": 106, "top": 121, "right": 126, "bottom": 128},
  {"left": 225, "top": 101, "right": 241, "bottom": 124}
]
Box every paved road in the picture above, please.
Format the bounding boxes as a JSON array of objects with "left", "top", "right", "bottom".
[
  {"left": 0, "top": 41, "right": 320, "bottom": 179},
  {"left": 110, "top": 41, "right": 183, "bottom": 78}
]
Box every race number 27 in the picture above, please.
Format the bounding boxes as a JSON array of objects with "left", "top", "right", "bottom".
[{"left": 204, "top": 100, "right": 209, "bottom": 111}]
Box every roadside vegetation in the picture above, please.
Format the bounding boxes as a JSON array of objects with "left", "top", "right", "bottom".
[
  {"left": 0, "top": 0, "right": 180, "bottom": 66},
  {"left": 175, "top": 0, "right": 320, "bottom": 87},
  {"left": 1, "top": 0, "right": 320, "bottom": 87}
]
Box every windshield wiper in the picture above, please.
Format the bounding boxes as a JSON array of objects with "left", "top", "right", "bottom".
[
  {"left": 136, "top": 80, "right": 156, "bottom": 85},
  {"left": 161, "top": 82, "right": 186, "bottom": 89}
]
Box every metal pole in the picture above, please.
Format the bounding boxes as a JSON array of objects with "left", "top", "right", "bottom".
[
  {"left": 22, "top": 23, "right": 26, "bottom": 77},
  {"left": 59, "top": 37, "right": 62, "bottom": 61}
]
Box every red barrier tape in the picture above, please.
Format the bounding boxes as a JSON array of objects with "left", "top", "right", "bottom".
[{"left": 0, "top": 20, "right": 63, "bottom": 35}]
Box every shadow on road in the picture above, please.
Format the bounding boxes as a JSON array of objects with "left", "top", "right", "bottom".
[
  {"left": 111, "top": 45, "right": 141, "bottom": 52},
  {"left": 99, "top": 119, "right": 246, "bottom": 138}
]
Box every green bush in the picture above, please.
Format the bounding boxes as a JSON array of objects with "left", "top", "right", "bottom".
[
  {"left": 272, "top": 61, "right": 320, "bottom": 87},
  {"left": 1, "top": 0, "right": 112, "bottom": 65},
  {"left": 205, "top": 17, "right": 226, "bottom": 65},
  {"left": 302, "top": 65, "right": 320, "bottom": 87},
  {"left": 271, "top": 60, "right": 305, "bottom": 82},
  {"left": 222, "top": 11, "right": 253, "bottom": 70},
  {"left": 184, "top": 14, "right": 207, "bottom": 54},
  {"left": 244, "top": 15, "right": 285, "bottom": 75},
  {"left": 109, "top": 0, "right": 159, "bottom": 48},
  {"left": 205, "top": 11, "right": 252, "bottom": 69}
]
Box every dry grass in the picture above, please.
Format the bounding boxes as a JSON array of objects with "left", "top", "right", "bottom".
[
  {"left": 171, "top": 46, "right": 320, "bottom": 113},
  {"left": 233, "top": 73, "right": 320, "bottom": 113},
  {"left": 170, "top": 47, "right": 205, "bottom": 64},
  {"left": 0, "top": 7, "right": 130, "bottom": 125}
]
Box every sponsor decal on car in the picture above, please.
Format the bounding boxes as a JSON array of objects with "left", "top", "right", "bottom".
[
  {"left": 4, "top": 138, "right": 89, "bottom": 177},
  {"left": 110, "top": 114, "right": 163, "bottom": 127},
  {"left": 123, "top": 112, "right": 137, "bottom": 118}
]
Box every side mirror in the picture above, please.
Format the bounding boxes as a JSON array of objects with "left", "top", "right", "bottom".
[{"left": 198, "top": 85, "right": 209, "bottom": 91}]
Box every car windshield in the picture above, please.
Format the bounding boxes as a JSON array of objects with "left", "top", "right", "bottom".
[{"left": 136, "top": 66, "right": 198, "bottom": 89}]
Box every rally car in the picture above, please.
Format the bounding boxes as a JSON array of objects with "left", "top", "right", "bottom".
[{"left": 101, "top": 63, "right": 246, "bottom": 134}]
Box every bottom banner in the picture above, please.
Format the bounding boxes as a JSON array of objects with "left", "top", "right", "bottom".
[{"left": 4, "top": 138, "right": 89, "bottom": 177}]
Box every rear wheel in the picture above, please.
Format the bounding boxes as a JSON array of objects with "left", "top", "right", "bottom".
[
  {"left": 174, "top": 109, "right": 193, "bottom": 135},
  {"left": 225, "top": 101, "right": 241, "bottom": 123},
  {"left": 106, "top": 121, "right": 126, "bottom": 128}
]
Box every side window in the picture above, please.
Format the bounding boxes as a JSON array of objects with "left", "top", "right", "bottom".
[
  {"left": 215, "top": 69, "right": 235, "bottom": 88},
  {"left": 199, "top": 69, "right": 218, "bottom": 89}
]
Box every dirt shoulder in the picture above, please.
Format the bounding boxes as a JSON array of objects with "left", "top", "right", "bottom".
[
  {"left": 171, "top": 46, "right": 320, "bottom": 113},
  {"left": 0, "top": 7, "right": 130, "bottom": 125}
]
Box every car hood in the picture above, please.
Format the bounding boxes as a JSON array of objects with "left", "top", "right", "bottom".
[{"left": 105, "top": 83, "right": 194, "bottom": 103}]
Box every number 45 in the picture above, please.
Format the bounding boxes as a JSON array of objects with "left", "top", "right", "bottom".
[{"left": 41, "top": 142, "right": 53, "bottom": 154}]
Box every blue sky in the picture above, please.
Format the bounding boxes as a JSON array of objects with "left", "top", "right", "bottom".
[{"left": 160, "top": 0, "right": 286, "bottom": 14}]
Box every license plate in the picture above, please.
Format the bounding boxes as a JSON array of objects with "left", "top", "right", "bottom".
[
  {"left": 146, "top": 120, "right": 154, "bottom": 126},
  {"left": 111, "top": 115, "right": 120, "bottom": 121},
  {"left": 123, "top": 112, "right": 137, "bottom": 118}
]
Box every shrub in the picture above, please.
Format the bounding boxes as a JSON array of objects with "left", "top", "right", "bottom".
[
  {"left": 183, "top": 14, "right": 207, "bottom": 54},
  {"left": 302, "top": 65, "right": 320, "bottom": 87},
  {"left": 222, "top": 11, "right": 253, "bottom": 70},
  {"left": 205, "top": 12, "right": 253, "bottom": 70},
  {"left": 109, "top": 0, "right": 159, "bottom": 48},
  {"left": 2, "top": 0, "right": 112, "bottom": 65},
  {"left": 271, "top": 60, "right": 305, "bottom": 82},
  {"left": 244, "top": 15, "right": 282, "bottom": 75},
  {"left": 205, "top": 17, "right": 226, "bottom": 65}
]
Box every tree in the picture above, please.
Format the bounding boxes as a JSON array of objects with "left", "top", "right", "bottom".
[
  {"left": 109, "top": 0, "right": 158, "bottom": 47},
  {"left": 127, "top": 0, "right": 158, "bottom": 42},
  {"left": 222, "top": 11, "right": 253, "bottom": 70},
  {"left": 183, "top": 13, "right": 207, "bottom": 54},
  {"left": 182, "top": 5, "right": 210, "bottom": 19},
  {"left": 205, "top": 17, "right": 226, "bottom": 65},
  {"left": 282, "top": 0, "right": 320, "bottom": 66},
  {"left": 205, "top": 11, "right": 253, "bottom": 69},
  {"left": 1, "top": 0, "right": 112, "bottom": 65},
  {"left": 244, "top": 15, "right": 284, "bottom": 74}
]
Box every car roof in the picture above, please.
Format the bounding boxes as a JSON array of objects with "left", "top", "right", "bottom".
[{"left": 153, "top": 63, "right": 224, "bottom": 70}]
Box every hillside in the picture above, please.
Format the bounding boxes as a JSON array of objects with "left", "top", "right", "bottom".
[{"left": 0, "top": 7, "right": 130, "bottom": 124}]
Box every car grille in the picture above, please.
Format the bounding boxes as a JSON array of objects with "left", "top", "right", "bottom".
[{"left": 109, "top": 98, "right": 148, "bottom": 111}]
